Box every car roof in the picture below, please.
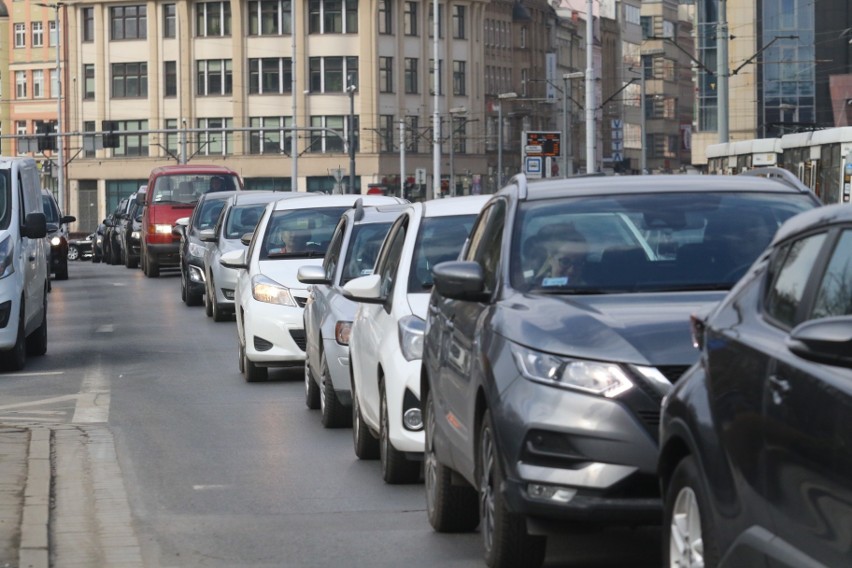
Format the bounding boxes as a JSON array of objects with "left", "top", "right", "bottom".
[
  {"left": 270, "top": 194, "right": 405, "bottom": 211},
  {"left": 149, "top": 164, "right": 238, "bottom": 175},
  {"left": 342, "top": 202, "right": 408, "bottom": 225},
  {"left": 503, "top": 173, "right": 814, "bottom": 202},
  {"left": 419, "top": 194, "right": 492, "bottom": 218},
  {"left": 227, "top": 191, "right": 298, "bottom": 207},
  {"left": 198, "top": 190, "right": 241, "bottom": 203},
  {"left": 772, "top": 203, "right": 852, "bottom": 245}
]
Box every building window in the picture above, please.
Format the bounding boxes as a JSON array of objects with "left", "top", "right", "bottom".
[
  {"left": 49, "top": 21, "right": 57, "bottom": 46},
  {"left": 32, "top": 22, "right": 44, "bottom": 47},
  {"left": 404, "top": 58, "right": 418, "bottom": 94},
  {"left": 404, "top": 2, "right": 418, "bottom": 36},
  {"left": 405, "top": 115, "right": 418, "bottom": 152},
  {"left": 451, "top": 115, "right": 466, "bottom": 154},
  {"left": 249, "top": 116, "right": 293, "bottom": 154},
  {"left": 520, "top": 26, "right": 526, "bottom": 48},
  {"left": 452, "top": 5, "right": 465, "bottom": 39},
  {"left": 16, "top": 71, "right": 27, "bottom": 98},
  {"left": 197, "top": 2, "right": 231, "bottom": 37},
  {"left": 249, "top": 0, "right": 292, "bottom": 35},
  {"left": 640, "top": 16, "right": 652, "bottom": 39},
  {"left": 308, "top": 56, "right": 358, "bottom": 93},
  {"left": 112, "top": 120, "right": 149, "bottom": 157},
  {"left": 196, "top": 117, "right": 233, "bottom": 155},
  {"left": 164, "top": 4, "right": 176, "bottom": 38},
  {"left": 111, "top": 63, "right": 148, "bottom": 98},
  {"left": 196, "top": 60, "right": 233, "bottom": 95},
  {"left": 429, "top": 59, "right": 443, "bottom": 95},
  {"left": 453, "top": 60, "right": 466, "bottom": 96},
  {"left": 378, "top": 114, "right": 394, "bottom": 152},
  {"left": 379, "top": 57, "right": 393, "bottom": 93},
  {"left": 84, "top": 121, "right": 96, "bottom": 157},
  {"left": 309, "top": 115, "right": 357, "bottom": 153},
  {"left": 82, "top": 7, "right": 95, "bottom": 42},
  {"left": 33, "top": 70, "right": 45, "bottom": 98},
  {"left": 165, "top": 118, "right": 179, "bottom": 156},
  {"left": 164, "top": 61, "right": 177, "bottom": 97},
  {"left": 308, "top": 0, "right": 358, "bottom": 34},
  {"left": 15, "top": 24, "right": 26, "bottom": 48},
  {"left": 520, "top": 68, "right": 528, "bottom": 97},
  {"left": 50, "top": 69, "right": 58, "bottom": 98},
  {"left": 249, "top": 58, "right": 292, "bottom": 94},
  {"left": 83, "top": 64, "right": 95, "bottom": 99},
  {"left": 111, "top": 5, "right": 147, "bottom": 40},
  {"left": 427, "top": 5, "right": 443, "bottom": 39},
  {"left": 378, "top": 0, "right": 392, "bottom": 34}
]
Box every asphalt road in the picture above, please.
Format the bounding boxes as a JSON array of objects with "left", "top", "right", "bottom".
[{"left": 0, "top": 261, "right": 662, "bottom": 568}]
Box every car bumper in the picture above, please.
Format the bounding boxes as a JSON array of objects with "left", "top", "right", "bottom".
[
  {"left": 0, "top": 276, "right": 24, "bottom": 349},
  {"left": 145, "top": 242, "right": 180, "bottom": 265},
  {"left": 322, "top": 337, "right": 352, "bottom": 405},
  {"left": 495, "top": 374, "right": 662, "bottom": 524},
  {"left": 243, "top": 300, "right": 306, "bottom": 366},
  {"left": 186, "top": 258, "right": 206, "bottom": 293},
  {"left": 211, "top": 264, "right": 239, "bottom": 310},
  {"left": 383, "top": 354, "right": 424, "bottom": 454}
]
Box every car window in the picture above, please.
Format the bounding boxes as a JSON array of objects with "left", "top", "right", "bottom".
[
  {"left": 260, "top": 207, "right": 347, "bottom": 259},
  {"left": 152, "top": 174, "right": 239, "bottom": 204},
  {"left": 323, "top": 218, "right": 346, "bottom": 282},
  {"left": 408, "top": 215, "right": 477, "bottom": 292},
  {"left": 224, "top": 204, "right": 264, "bottom": 239},
  {"left": 41, "top": 194, "right": 60, "bottom": 223},
  {"left": 196, "top": 199, "right": 227, "bottom": 231},
  {"left": 811, "top": 229, "right": 852, "bottom": 319},
  {"left": 342, "top": 222, "right": 393, "bottom": 284},
  {"left": 0, "top": 173, "right": 10, "bottom": 231},
  {"left": 376, "top": 220, "right": 407, "bottom": 299},
  {"left": 510, "top": 192, "right": 816, "bottom": 293},
  {"left": 468, "top": 200, "right": 506, "bottom": 294},
  {"left": 764, "top": 233, "right": 827, "bottom": 328}
]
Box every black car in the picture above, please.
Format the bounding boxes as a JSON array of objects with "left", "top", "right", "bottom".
[
  {"left": 420, "top": 170, "right": 821, "bottom": 568},
  {"left": 42, "top": 190, "right": 75, "bottom": 281},
  {"left": 658, "top": 203, "right": 852, "bottom": 568},
  {"left": 67, "top": 233, "right": 94, "bottom": 261},
  {"left": 104, "top": 197, "right": 134, "bottom": 265},
  {"left": 116, "top": 187, "right": 145, "bottom": 268}
]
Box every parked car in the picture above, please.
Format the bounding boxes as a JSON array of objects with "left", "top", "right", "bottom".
[
  {"left": 342, "top": 195, "right": 490, "bottom": 483},
  {"left": 298, "top": 199, "right": 407, "bottom": 427},
  {"left": 92, "top": 222, "right": 106, "bottom": 263},
  {"left": 116, "top": 186, "right": 145, "bottom": 268},
  {"left": 103, "top": 197, "right": 132, "bottom": 265},
  {"left": 42, "top": 189, "right": 75, "bottom": 281},
  {"left": 0, "top": 156, "right": 48, "bottom": 371},
  {"left": 141, "top": 164, "right": 242, "bottom": 277},
  {"left": 176, "top": 190, "right": 240, "bottom": 306},
  {"left": 201, "top": 191, "right": 304, "bottom": 320},
  {"left": 658, "top": 203, "right": 852, "bottom": 568},
  {"left": 420, "top": 171, "right": 821, "bottom": 568},
  {"left": 220, "top": 194, "right": 403, "bottom": 382},
  {"left": 67, "top": 233, "right": 94, "bottom": 261}
]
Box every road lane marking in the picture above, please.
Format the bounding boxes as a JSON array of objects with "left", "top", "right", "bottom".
[{"left": 96, "top": 324, "right": 114, "bottom": 333}]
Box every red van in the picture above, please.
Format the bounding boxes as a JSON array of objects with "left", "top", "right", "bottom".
[{"left": 139, "top": 164, "right": 242, "bottom": 277}]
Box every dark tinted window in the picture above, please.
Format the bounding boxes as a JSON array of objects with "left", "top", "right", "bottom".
[
  {"left": 377, "top": 221, "right": 406, "bottom": 298},
  {"left": 0, "top": 172, "right": 11, "bottom": 230},
  {"left": 765, "top": 233, "right": 826, "bottom": 328},
  {"left": 42, "top": 193, "right": 60, "bottom": 223},
  {"left": 812, "top": 230, "right": 852, "bottom": 319},
  {"left": 322, "top": 218, "right": 346, "bottom": 281},
  {"left": 408, "top": 215, "right": 477, "bottom": 291}
]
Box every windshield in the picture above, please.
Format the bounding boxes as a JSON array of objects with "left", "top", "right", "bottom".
[
  {"left": 42, "top": 193, "right": 60, "bottom": 223},
  {"left": 152, "top": 174, "right": 239, "bottom": 204},
  {"left": 408, "top": 215, "right": 477, "bottom": 291},
  {"left": 0, "top": 172, "right": 10, "bottom": 230},
  {"left": 511, "top": 192, "right": 816, "bottom": 294},
  {"left": 260, "top": 207, "right": 348, "bottom": 259},
  {"left": 225, "top": 204, "right": 266, "bottom": 239},
  {"left": 341, "top": 222, "right": 393, "bottom": 284}
]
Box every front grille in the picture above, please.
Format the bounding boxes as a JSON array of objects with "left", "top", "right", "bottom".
[
  {"left": 254, "top": 336, "right": 274, "bottom": 352},
  {"left": 636, "top": 409, "right": 661, "bottom": 430},
  {"left": 657, "top": 365, "right": 691, "bottom": 384},
  {"left": 295, "top": 296, "right": 307, "bottom": 308},
  {"left": 289, "top": 329, "right": 307, "bottom": 351}
]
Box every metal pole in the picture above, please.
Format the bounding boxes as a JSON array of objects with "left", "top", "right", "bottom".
[
  {"left": 585, "top": 0, "right": 595, "bottom": 173},
  {"left": 717, "top": 0, "right": 729, "bottom": 143},
  {"left": 449, "top": 117, "right": 454, "bottom": 197},
  {"left": 431, "top": 0, "right": 440, "bottom": 201},
  {"left": 55, "top": 5, "right": 64, "bottom": 212},
  {"left": 399, "top": 119, "right": 406, "bottom": 199},
  {"left": 640, "top": 70, "right": 647, "bottom": 173},
  {"left": 497, "top": 102, "right": 503, "bottom": 188},
  {"left": 291, "top": 0, "right": 298, "bottom": 190},
  {"left": 348, "top": 77, "right": 356, "bottom": 194},
  {"left": 562, "top": 76, "right": 569, "bottom": 178}
]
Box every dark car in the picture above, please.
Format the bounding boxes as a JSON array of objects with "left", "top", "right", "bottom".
[
  {"left": 658, "top": 203, "right": 852, "bottom": 568},
  {"left": 104, "top": 196, "right": 137, "bottom": 265},
  {"left": 67, "top": 233, "right": 94, "bottom": 261},
  {"left": 116, "top": 187, "right": 145, "bottom": 268},
  {"left": 92, "top": 222, "right": 106, "bottom": 263},
  {"left": 42, "top": 190, "right": 75, "bottom": 281},
  {"left": 420, "top": 170, "right": 821, "bottom": 568},
  {"left": 176, "top": 190, "right": 239, "bottom": 306}
]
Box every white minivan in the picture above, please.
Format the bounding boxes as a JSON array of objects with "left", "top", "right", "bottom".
[{"left": 0, "top": 156, "right": 49, "bottom": 371}]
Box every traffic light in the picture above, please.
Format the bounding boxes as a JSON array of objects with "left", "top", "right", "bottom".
[
  {"left": 102, "top": 120, "right": 120, "bottom": 148},
  {"left": 36, "top": 121, "right": 56, "bottom": 152}
]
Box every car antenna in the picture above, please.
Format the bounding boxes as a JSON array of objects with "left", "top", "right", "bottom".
[{"left": 353, "top": 197, "right": 365, "bottom": 221}]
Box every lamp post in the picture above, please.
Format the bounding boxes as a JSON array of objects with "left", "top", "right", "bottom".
[
  {"left": 346, "top": 75, "right": 357, "bottom": 194},
  {"left": 448, "top": 107, "right": 466, "bottom": 197},
  {"left": 562, "top": 72, "right": 584, "bottom": 177},
  {"left": 36, "top": 2, "right": 64, "bottom": 211},
  {"left": 626, "top": 67, "right": 647, "bottom": 174},
  {"left": 497, "top": 92, "right": 517, "bottom": 188}
]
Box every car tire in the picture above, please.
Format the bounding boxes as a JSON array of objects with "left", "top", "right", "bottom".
[
  {"left": 238, "top": 341, "right": 245, "bottom": 373},
  {"left": 185, "top": 272, "right": 203, "bottom": 307},
  {"left": 425, "top": 389, "right": 479, "bottom": 532},
  {"left": 304, "top": 361, "right": 320, "bottom": 410},
  {"left": 243, "top": 348, "right": 267, "bottom": 382},
  {"left": 319, "top": 350, "right": 350, "bottom": 428},
  {"left": 210, "top": 277, "right": 227, "bottom": 321},
  {"left": 54, "top": 259, "right": 68, "bottom": 281},
  {"left": 26, "top": 288, "right": 48, "bottom": 357},
  {"left": 110, "top": 243, "right": 120, "bottom": 265},
  {"left": 146, "top": 255, "right": 160, "bottom": 277},
  {"left": 664, "top": 456, "right": 720, "bottom": 568},
  {"left": 205, "top": 276, "right": 215, "bottom": 318},
  {"left": 479, "top": 411, "right": 546, "bottom": 568},
  {"left": 352, "top": 377, "right": 379, "bottom": 460},
  {"left": 126, "top": 253, "right": 138, "bottom": 269},
  {"left": 2, "top": 301, "right": 27, "bottom": 372},
  {"left": 67, "top": 245, "right": 79, "bottom": 261},
  {"left": 380, "top": 384, "right": 421, "bottom": 484}
]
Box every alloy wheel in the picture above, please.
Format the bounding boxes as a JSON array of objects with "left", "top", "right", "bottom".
[
  {"left": 424, "top": 393, "right": 438, "bottom": 514},
  {"left": 479, "top": 424, "right": 496, "bottom": 556},
  {"left": 670, "top": 487, "right": 705, "bottom": 568}
]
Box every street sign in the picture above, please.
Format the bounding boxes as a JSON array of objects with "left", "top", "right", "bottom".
[
  {"left": 611, "top": 140, "right": 624, "bottom": 152},
  {"left": 611, "top": 119, "right": 623, "bottom": 129},
  {"left": 415, "top": 168, "right": 427, "bottom": 185},
  {"left": 524, "top": 131, "right": 561, "bottom": 157},
  {"left": 524, "top": 156, "right": 543, "bottom": 179},
  {"left": 612, "top": 152, "right": 623, "bottom": 163},
  {"left": 331, "top": 167, "right": 345, "bottom": 182}
]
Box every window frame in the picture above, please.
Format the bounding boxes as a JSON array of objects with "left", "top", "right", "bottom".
[
  {"left": 111, "top": 62, "right": 148, "bottom": 98},
  {"left": 110, "top": 5, "right": 148, "bottom": 40}
]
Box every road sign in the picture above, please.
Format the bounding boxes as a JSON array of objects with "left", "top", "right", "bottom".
[
  {"left": 611, "top": 119, "right": 623, "bottom": 129},
  {"left": 415, "top": 168, "right": 427, "bottom": 185},
  {"left": 524, "top": 156, "right": 543, "bottom": 179},
  {"left": 524, "top": 131, "right": 561, "bottom": 157},
  {"left": 330, "top": 167, "right": 345, "bottom": 182},
  {"left": 612, "top": 152, "right": 623, "bottom": 163},
  {"left": 611, "top": 140, "right": 624, "bottom": 152}
]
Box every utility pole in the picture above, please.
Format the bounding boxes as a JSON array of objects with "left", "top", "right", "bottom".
[
  {"left": 291, "top": 0, "right": 298, "bottom": 190},
  {"left": 431, "top": 0, "right": 440, "bottom": 201},
  {"left": 36, "top": 2, "right": 65, "bottom": 210},
  {"left": 562, "top": 72, "right": 584, "bottom": 177},
  {"left": 399, "top": 120, "right": 406, "bottom": 199},
  {"left": 717, "top": 0, "right": 729, "bottom": 143},
  {"left": 585, "top": 0, "right": 596, "bottom": 173},
  {"left": 347, "top": 75, "right": 357, "bottom": 194}
]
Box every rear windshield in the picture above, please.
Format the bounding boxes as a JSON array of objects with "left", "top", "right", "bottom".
[
  {"left": 511, "top": 192, "right": 817, "bottom": 294},
  {"left": 260, "top": 207, "right": 348, "bottom": 259},
  {"left": 151, "top": 174, "right": 239, "bottom": 204},
  {"left": 341, "top": 222, "right": 393, "bottom": 284},
  {"left": 225, "top": 204, "right": 266, "bottom": 239},
  {"left": 42, "top": 193, "right": 60, "bottom": 223},
  {"left": 408, "top": 215, "right": 477, "bottom": 291}
]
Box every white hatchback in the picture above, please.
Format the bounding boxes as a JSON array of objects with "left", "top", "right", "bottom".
[
  {"left": 221, "top": 194, "right": 404, "bottom": 382},
  {"left": 343, "top": 195, "right": 490, "bottom": 483}
]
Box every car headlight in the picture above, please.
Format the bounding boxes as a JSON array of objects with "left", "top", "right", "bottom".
[
  {"left": 188, "top": 242, "right": 206, "bottom": 258},
  {"left": 0, "top": 237, "right": 14, "bottom": 279},
  {"left": 512, "top": 344, "right": 633, "bottom": 398},
  {"left": 251, "top": 274, "right": 296, "bottom": 306},
  {"left": 50, "top": 236, "right": 61, "bottom": 246},
  {"left": 398, "top": 315, "right": 426, "bottom": 361},
  {"left": 153, "top": 224, "right": 172, "bottom": 235},
  {"left": 131, "top": 231, "right": 140, "bottom": 240},
  {"left": 335, "top": 321, "right": 352, "bottom": 345}
]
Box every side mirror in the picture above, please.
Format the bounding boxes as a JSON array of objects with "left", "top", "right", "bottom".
[
  {"left": 787, "top": 316, "right": 852, "bottom": 368},
  {"left": 432, "top": 261, "right": 488, "bottom": 302},
  {"left": 61, "top": 215, "right": 76, "bottom": 224},
  {"left": 175, "top": 217, "right": 189, "bottom": 226},
  {"left": 297, "top": 265, "right": 331, "bottom": 286},
  {"left": 220, "top": 249, "right": 247, "bottom": 270},
  {"left": 342, "top": 274, "right": 385, "bottom": 304},
  {"left": 24, "top": 212, "right": 47, "bottom": 239},
  {"left": 240, "top": 233, "right": 253, "bottom": 246},
  {"left": 199, "top": 228, "right": 217, "bottom": 243}
]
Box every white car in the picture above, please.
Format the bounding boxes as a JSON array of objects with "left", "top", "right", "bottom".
[
  {"left": 201, "top": 191, "right": 303, "bottom": 321},
  {"left": 221, "top": 194, "right": 404, "bottom": 382},
  {"left": 343, "top": 195, "right": 490, "bottom": 483},
  {"left": 298, "top": 200, "right": 406, "bottom": 428}
]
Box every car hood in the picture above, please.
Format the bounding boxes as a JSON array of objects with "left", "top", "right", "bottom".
[
  {"left": 406, "top": 292, "right": 431, "bottom": 320},
  {"left": 496, "top": 291, "right": 726, "bottom": 367},
  {"left": 259, "top": 259, "right": 323, "bottom": 291}
]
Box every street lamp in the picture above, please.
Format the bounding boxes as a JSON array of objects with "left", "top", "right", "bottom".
[
  {"left": 36, "top": 2, "right": 64, "bottom": 211},
  {"left": 448, "top": 107, "right": 466, "bottom": 197},
  {"left": 497, "top": 92, "right": 517, "bottom": 188},
  {"left": 346, "top": 75, "right": 357, "bottom": 194},
  {"left": 626, "top": 67, "right": 647, "bottom": 174},
  {"left": 562, "top": 72, "right": 584, "bottom": 177}
]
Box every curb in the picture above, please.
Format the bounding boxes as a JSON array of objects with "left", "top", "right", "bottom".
[{"left": 19, "top": 427, "right": 49, "bottom": 568}]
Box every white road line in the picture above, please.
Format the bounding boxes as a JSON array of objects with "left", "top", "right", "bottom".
[
  {"left": 95, "top": 324, "right": 114, "bottom": 333},
  {"left": 0, "top": 371, "right": 65, "bottom": 377},
  {"left": 193, "top": 485, "right": 230, "bottom": 490},
  {"left": 0, "top": 394, "right": 79, "bottom": 410}
]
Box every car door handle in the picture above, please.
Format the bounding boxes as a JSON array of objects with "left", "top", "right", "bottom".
[{"left": 768, "top": 375, "right": 791, "bottom": 405}]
